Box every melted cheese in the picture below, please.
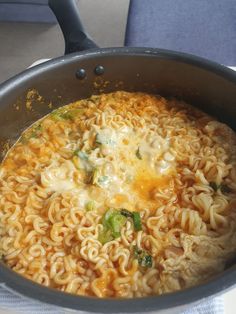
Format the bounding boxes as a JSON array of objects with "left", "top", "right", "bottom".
[
  {"left": 41, "top": 160, "right": 76, "bottom": 191},
  {"left": 41, "top": 121, "right": 175, "bottom": 212}
]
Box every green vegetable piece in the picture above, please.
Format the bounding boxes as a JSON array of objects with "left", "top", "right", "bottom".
[
  {"left": 98, "top": 228, "right": 113, "bottom": 244},
  {"left": 136, "top": 147, "right": 142, "bottom": 160},
  {"left": 102, "top": 208, "right": 117, "bottom": 227},
  {"left": 98, "top": 208, "right": 127, "bottom": 244},
  {"left": 120, "top": 209, "right": 133, "bottom": 218},
  {"left": 98, "top": 209, "right": 142, "bottom": 245},
  {"left": 221, "top": 184, "right": 232, "bottom": 194},
  {"left": 66, "top": 109, "right": 84, "bottom": 119},
  {"left": 109, "top": 214, "right": 126, "bottom": 238},
  {"left": 50, "top": 108, "right": 66, "bottom": 121},
  {"left": 98, "top": 176, "right": 109, "bottom": 185},
  {"left": 209, "top": 182, "right": 220, "bottom": 192},
  {"left": 139, "top": 254, "right": 153, "bottom": 268},
  {"left": 51, "top": 108, "right": 83, "bottom": 121},
  {"left": 120, "top": 209, "right": 142, "bottom": 231},
  {"left": 85, "top": 201, "right": 95, "bottom": 211},
  {"left": 133, "top": 245, "right": 142, "bottom": 258},
  {"left": 74, "top": 149, "right": 88, "bottom": 160},
  {"left": 133, "top": 245, "right": 153, "bottom": 268},
  {"left": 60, "top": 112, "right": 72, "bottom": 120},
  {"left": 133, "top": 212, "right": 142, "bottom": 231}
]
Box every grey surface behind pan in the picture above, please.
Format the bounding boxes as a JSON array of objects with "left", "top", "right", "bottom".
[{"left": 0, "top": 0, "right": 130, "bottom": 84}]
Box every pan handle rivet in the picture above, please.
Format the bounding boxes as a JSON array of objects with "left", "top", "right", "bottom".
[
  {"left": 94, "top": 65, "right": 105, "bottom": 76},
  {"left": 76, "top": 68, "right": 86, "bottom": 80}
]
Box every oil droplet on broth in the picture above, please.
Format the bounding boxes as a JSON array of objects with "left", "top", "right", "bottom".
[{"left": 132, "top": 164, "right": 172, "bottom": 202}]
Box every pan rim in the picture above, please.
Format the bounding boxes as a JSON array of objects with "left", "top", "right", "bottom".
[
  {"left": 0, "top": 46, "right": 236, "bottom": 94},
  {"left": 0, "top": 258, "right": 236, "bottom": 312}
]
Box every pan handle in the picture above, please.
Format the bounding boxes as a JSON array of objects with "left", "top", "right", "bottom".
[{"left": 48, "top": 0, "right": 98, "bottom": 54}]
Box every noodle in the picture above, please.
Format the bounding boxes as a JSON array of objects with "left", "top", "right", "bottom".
[{"left": 1, "top": 91, "right": 236, "bottom": 298}]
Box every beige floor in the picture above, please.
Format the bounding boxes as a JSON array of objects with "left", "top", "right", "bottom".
[{"left": 0, "top": 0, "right": 129, "bottom": 84}]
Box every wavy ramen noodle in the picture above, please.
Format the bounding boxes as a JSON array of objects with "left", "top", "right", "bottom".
[{"left": 1, "top": 91, "right": 236, "bottom": 298}]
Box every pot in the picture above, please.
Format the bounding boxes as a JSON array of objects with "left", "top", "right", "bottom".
[{"left": 0, "top": 0, "right": 236, "bottom": 312}]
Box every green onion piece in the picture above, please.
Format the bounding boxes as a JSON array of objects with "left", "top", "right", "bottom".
[
  {"left": 102, "top": 208, "right": 117, "bottom": 227},
  {"left": 60, "top": 112, "right": 73, "bottom": 120},
  {"left": 109, "top": 214, "right": 126, "bottom": 238},
  {"left": 133, "top": 245, "right": 153, "bottom": 268},
  {"left": 120, "top": 209, "right": 133, "bottom": 218},
  {"left": 68, "top": 109, "right": 84, "bottom": 118},
  {"left": 50, "top": 108, "right": 68, "bottom": 121},
  {"left": 133, "top": 245, "right": 142, "bottom": 258},
  {"left": 221, "top": 184, "right": 232, "bottom": 194},
  {"left": 136, "top": 147, "right": 142, "bottom": 160},
  {"left": 120, "top": 209, "right": 142, "bottom": 231},
  {"left": 74, "top": 149, "right": 88, "bottom": 160},
  {"left": 98, "top": 208, "right": 127, "bottom": 244},
  {"left": 98, "top": 176, "right": 109, "bottom": 185},
  {"left": 51, "top": 108, "right": 83, "bottom": 121},
  {"left": 98, "top": 209, "right": 143, "bottom": 245},
  {"left": 209, "top": 182, "right": 220, "bottom": 192},
  {"left": 85, "top": 201, "right": 95, "bottom": 211},
  {"left": 139, "top": 254, "right": 153, "bottom": 268},
  {"left": 133, "top": 212, "right": 142, "bottom": 231},
  {"left": 98, "top": 228, "right": 113, "bottom": 244}
]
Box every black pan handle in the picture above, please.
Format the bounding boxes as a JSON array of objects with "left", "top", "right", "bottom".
[{"left": 48, "top": 0, "right": 98, "bottom": 54}]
